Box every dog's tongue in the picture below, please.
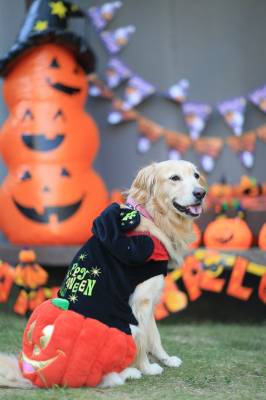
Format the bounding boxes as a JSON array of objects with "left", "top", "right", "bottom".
[{"left": 188, "top": 204, "right": 202, "bottom": 215}]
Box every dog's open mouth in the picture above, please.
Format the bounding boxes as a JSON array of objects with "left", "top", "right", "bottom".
[{"left": 173, "top": 201, "right": 203, "bottom": 217}]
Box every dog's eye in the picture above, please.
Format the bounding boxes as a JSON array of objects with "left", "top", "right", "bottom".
[
  {"left": 194, "top": 172, "right": 200, "bottom": 179},
  {"left": 170, "top": 175, "right": 181, "bottom": 181}
]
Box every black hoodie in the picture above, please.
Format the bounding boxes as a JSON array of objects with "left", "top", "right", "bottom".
[{"left": 58, "top": 203, "right": 169, "bottom": 335}]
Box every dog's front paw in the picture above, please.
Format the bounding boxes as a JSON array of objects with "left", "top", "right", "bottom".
[
  {"left": 120, "top": 367, "right": 142, "bottom": 381},
  {"left": 162, "top": 356, "right": 182, "bottom": 368},
  {"left": 142, "top": 363, "right": 163, "bottom": 375}
]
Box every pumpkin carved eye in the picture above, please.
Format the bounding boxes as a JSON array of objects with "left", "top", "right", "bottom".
[
  {"left": 39, "top": 325, "right": 54, "bottom": 349},
  {"left": 22, "top": 109, "right": 34, "bottom": 121},
  {"left": 27, "top": 320, "right": 36, "bottom": 344},
  {"left": 50, "top": 57, "right": 60, "bottom": 68},
  {"left": 61, "top": 168, "right": 70, "bottom": 177},
  {"left": 54, "top": 109, "right": 65, "bottom": 120},
  {"left": 20, "top": 171, "right": 32, "bottom": 181}
]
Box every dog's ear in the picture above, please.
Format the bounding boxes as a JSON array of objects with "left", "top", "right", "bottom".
[{"left": 129, "top": 163, "right": 157, "bottom": 204}]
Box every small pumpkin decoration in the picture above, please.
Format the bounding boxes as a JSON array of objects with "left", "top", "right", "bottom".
[
  {"left": 236, "top": 175, "right": 263, "bottom": 197},
  {"left": 3, "top": 44, "right": 89, "bottom": 109},
  {"left": 189, "top": 223, "right": 202, "bottom": 249},
  {"left": 20, "top": 299, "right": 136, "bottom": 388},
  {"left": 0, "top": 101, "right": 99, "bottom": 168},
  {"left": 0, "top": 164, "right": 108, "bottom": 244},
  {"left": 258, "top": 223, "right": 266, "bottom": 250},
  {"left": 204, "top": 216, "right": 252, "bottom": 249},
  {"left": 0, "top": 260, "right": 15, "bottom": 303}
]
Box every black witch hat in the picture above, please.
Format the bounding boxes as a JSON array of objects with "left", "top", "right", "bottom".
[{"left": 0, "top": 0, "right": 95, "bottom": 76}]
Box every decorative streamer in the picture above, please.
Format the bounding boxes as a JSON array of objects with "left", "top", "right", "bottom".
[
  {"left": 166, "top": 79, "right": 189, "bottom": 103},
  {"left": 218, "top": 97, "right": 246, "bottom": 136},
  {"left": 100, "top": 25, "right": 136, "bottom": 54},
  {"left": 193, "top": 137, "right": 223, "bottom": 173},
  {"left": 182, "top": 102, "right": 212, "bottom": 140},
  {"left": 249, "top": 85, "right": 266, "bottom": 114},
  {"left": 137, "top": 117, "right": 163, "bottom": 153},
  {"left": 164, "top": 130, "right": 191, "bottom": 160},
  {"left": 88, "top": 1, "right": 122, "bottom": 31},
  {"left": 105, "top": 58, "right": 132, "bottom": 88},
  {"left": 227, "top": 131, "right": 257, "bottom": 169}
]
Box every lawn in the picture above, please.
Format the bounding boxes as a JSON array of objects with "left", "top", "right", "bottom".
[{"left": 0, "top": 314, "right": 265, "bottom": 400}]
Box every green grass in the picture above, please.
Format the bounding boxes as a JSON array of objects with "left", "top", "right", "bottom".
[{"left": 0, "top": 314, "right": 265, "bottom": 400}]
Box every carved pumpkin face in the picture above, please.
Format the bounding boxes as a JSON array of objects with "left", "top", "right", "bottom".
[
  {"left": 20, "top": 300, "right": 136, "bottom": 388},
  {"left": 0, "top": 102, "right": 99, "bottom": 168},
  {"left": 3, "top": 44, "right": 88, "bottom": 108},
  {"left": 0, "top": 164, "right": 108, "bottom": 244},
  {"left": 204, "top": 217, "right": 252, "bottom": 249},
  {"left": 258, "top": 223, "right": 266, "bottom": 249}
]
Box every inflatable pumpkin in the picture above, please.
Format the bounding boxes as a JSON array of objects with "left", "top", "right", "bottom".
[
  {"left": 20, "top": 299, "right": 136, "bottom": 388},
  {"left": 204, "top": 217, "right": 252, "bottom": 250},
  {"left": 3, "top": 44, "right": 89, "bottom": 109},
  {"left": 0, "top": 101, "right": 99, "bottom": 168},
  {"left": 258, "top": 223, "right": 266, "bottom": 250},
  {"left": 189, "top": 223, "right": 202, "bottom": 249},
  {"left": 0, "top": 164, "right": 108, "bottom": 244}
]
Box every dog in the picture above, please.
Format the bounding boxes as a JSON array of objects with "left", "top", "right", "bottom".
[{"left": 0, "top": 160, "right": 206, "bottom": 388}]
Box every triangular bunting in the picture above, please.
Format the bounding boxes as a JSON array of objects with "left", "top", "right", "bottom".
[
  {"left": 88, "top": 1, "right": 122, "bottom": 31},
  {"left": 227, "top": 131, "right": 257, "bottom": 168},
  {"left": 164, "top": 130, "right": 191, "bottom": 160},
  {"left": 122, "top": 75, "right": 155, "bottom": 109},
  {"left": 249, "top": 85, "right": 266, "bottom": 114},
  {"left": 218, "top": 97, "right": 246, "bottom": 136},
  {"left": 100, "top": 25, "right": 136, "bottom": 54},
  {"left": 182, "top": 102, "right": 212, "bottom": 140},
  {"left": 193, "top": 137, "right": 223, "bottom": 173},
  {"left": 137, "top": 117, "right": 163, "bottom": 153},
  {"left": 165, "top": 79, "right": 189, "bottom": 104},
  {"left": 105, "top": 58, "right": 132, "bottom": 88},
  {"left": 107, "top": 99, "right": 138, "bottom": 124}
]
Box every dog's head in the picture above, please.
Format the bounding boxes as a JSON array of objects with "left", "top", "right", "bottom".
[{"left": 129, "top": 160, "right": 207, "bottom": 219}]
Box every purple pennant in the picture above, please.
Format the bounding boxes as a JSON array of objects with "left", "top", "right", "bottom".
[
  {"left": 182, "top": 102, "right": 212, "bottom": 140},
  {"left": 123, "top": 76, "right": 155, "bottom": 109},
  {"left": 100, "top": 25, "right": 136, "bottom": 54},
  {"left": 166, "top": 79, "right": 189, "bottom": 103},
  {"left": 218, "top": 97, "right": 246, "bottom": 136},
  {"left": 88, "top": 1, "right": 122, "bottom": 31},
  {"left": 249, "top": 85, "right": 266, "bottom": 114},
  {"left": 105, "top": 58, "right": 132, "bottom": 89}
]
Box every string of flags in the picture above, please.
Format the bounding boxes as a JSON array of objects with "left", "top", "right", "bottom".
[{"left": 86, "top": 1, "right": 266, "bottom": 173}]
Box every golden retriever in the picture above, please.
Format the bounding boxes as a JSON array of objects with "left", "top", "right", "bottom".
[{"left": 0, "top": 159, "right": 206, "bottom": 389}]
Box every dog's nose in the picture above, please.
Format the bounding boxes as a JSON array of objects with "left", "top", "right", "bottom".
[{"left": 193, "top": 187, "right": 206, "bottom": 201}]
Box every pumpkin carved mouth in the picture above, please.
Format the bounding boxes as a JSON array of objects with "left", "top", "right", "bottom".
[
  {"left": 46, "top": 77, "right": 81, "bottom": 95},
  {"left": 13, "top": 197, "right": 83, "bottom": 223},
  {"left": 214, "top": 233, "right": 234, "bottom": 244},
  {"left": 22, "top": 134, "right": 65, "bottom": 151},
  {"left": 21, "top": 351, "right": 62, "bottom": 374}
]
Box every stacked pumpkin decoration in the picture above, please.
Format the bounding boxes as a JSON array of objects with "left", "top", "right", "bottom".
[
  {"left": 204, "top": 202, "right": 253, "bottom": 250},
  {"left": 0, "top": 0, "right": 108, "bottom": 244}
]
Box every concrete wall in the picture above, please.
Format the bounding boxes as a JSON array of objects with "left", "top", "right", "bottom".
[{"left": 0, "top": 0, "right": 266, "bottom": 194}]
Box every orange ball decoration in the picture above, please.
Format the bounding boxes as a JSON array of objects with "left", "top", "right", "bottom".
[{"left": 204, "top": 217, "right": 252, "bottom": 250}]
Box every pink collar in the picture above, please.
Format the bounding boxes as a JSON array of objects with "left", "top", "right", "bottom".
[{"left": 126, "top": 196, "right": 154, "bottom": 222}]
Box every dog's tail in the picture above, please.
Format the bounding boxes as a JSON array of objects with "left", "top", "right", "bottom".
[{"left": 0, "top": 353, "right": 32, "bottom": 388}]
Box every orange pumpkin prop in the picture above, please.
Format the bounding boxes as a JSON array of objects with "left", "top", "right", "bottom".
[
  {"left": 3, "top": 44, "right": 89, "bottom": 109},
  {"left": 13, "top": 248, "right": 48, "bottom": 315},
  {"left": 258, "top": 223, "right": 266, "bottom": 249},
  {"left": 0, "top": 101, "right": 99, "bottom": 168},
  {"left": 0, "top": 164, "right": 108, "bottom": 244},
  {"left": 20, "top": 299, "right": 136, "bottom": 388},
  {"left": 204, "top": 217, "right": 252, "bottom": 250},
  {"left": 189, "top": 223, "right": 202, "bottom": 249}
]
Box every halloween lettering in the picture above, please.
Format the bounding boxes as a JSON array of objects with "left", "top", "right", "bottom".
[{"left": 63, "top": 263, "right": 98, "bottom": 297}]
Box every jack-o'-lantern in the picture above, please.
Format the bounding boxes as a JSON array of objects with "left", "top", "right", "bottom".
[
  {"left": 0, "top": 101, "right": 99, "bottom": 168},
  {"left": 258, "top": 223, "right": 266, "bottom": 250},
  {"left": 236, "top": 175, "right": 263, "bottom": 197},
  {"left": 3, "top": 44, "right": 89, "bottom": 109},
  {"left": 208, "top": 182, "right": 233, "bottom": 199},
  {"left": 189, "top": 223, "right": 201, "bottom": 249},
  {"left": 20, "top": 299, "right": 136, "bottom": 388},
  {"left": 204, "top": 216, "right": 252, "bottom": 249},
  {"left": 0, "top": 164, "right": 108, "bottom": 244}
]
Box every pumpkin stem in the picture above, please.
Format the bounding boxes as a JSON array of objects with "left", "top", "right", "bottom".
[{"left": 51, "top": 298, "right": 69, "bottom": 310}]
